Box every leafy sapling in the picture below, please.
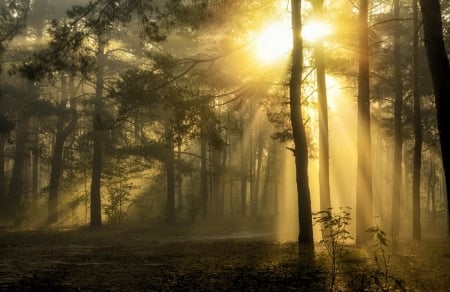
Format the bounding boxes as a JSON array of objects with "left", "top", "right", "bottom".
[
  {"left": 313, "top": 207, "right": 353, "bottom": 290},
  {"left": 367, "top": 222, "right": 405, "bottom": 291}
]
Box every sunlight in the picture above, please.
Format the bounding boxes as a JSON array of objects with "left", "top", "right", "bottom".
[
  {"left": 302, "top": 20, "right": 333, "bottom": 42},
  {"left": 253, "top": 19, "right": 292, "bottom": 64},
  {"left": 325, "top": 74, "right": 342, "bottom": 112}
]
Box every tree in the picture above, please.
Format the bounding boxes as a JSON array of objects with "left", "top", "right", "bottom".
[
  {"left": 391, "top": 0, "right": 404, "bottom": 241},
  {"left": 290, "top": 0, "right": 314, "bottom": 245},
  {"left": 19, "top": 19, "right": 86, "bottom": 224},
  {"left": 419, "top": 0, "right": 450, "bottom": 237},
  {"left": 356, "top": 0, "right": 373, "bottom": 244},
  {"left": 0, "top": 1, "right": 29, "bottom": 134},
  {"left": 312, "top": 0, "right": 331, "bottom": 213},
  {"left": 412, "top": 0, "right": 422, "bottom": 240}
]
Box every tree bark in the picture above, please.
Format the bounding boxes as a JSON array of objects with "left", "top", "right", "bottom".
[
  {"left": 412, "top": 0, "right": 422, "bottom": 240},
  {"left": 419, "top": 0, "right": 450, "bottom": 237},
  {"left": 200, "top": 121, "right": 208, "bottom": 220},
  {"left": 290, "top": 0, "right": 314, "bottom": 245},
  {"left": 312, "top": 0, "right": 331, "bottom": 213},
  {"left": 7, "top": 113, "right": 31, "bottom": 223},
  {"left": 0, "top": 136, "right": 6, "bottom": 211},
  {"left": 165, "top": 124, "right": 175, "bottom": 223},
  {"left": 356, "top": 0, "right": 373, "bottom": 244},
  {"left": 90, "top": 35, "right": 106, "bottom": 228},
  {"left": 48, "top": 73, "right": 77, "bottom": 224},
  {"left": 240, "top": 117, "right": 248, "bottom": 217},
  {"left": 391, "top": 0, "right": 404, "bottom": 241}
]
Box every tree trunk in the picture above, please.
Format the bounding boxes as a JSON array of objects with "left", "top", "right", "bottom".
[
  {"left": 165, "top": 125, "right": 175, "bottom": 224},
  {"left": 356, "top": 0, "right": 373, "bottom": 244},
  {"left": 391, "top": 0, "right": 404, "bottom": 241},
  {"left": 312, "top": 0, "right": 331, "bottom": 213},
  {"left": 240, "top": 118, "right": 248, "bottom": 217},
  {"left": 7, "top": 113, "right": 31, "bottom": 223},
  {"left": 48, "top": 73, "right": 78, "bottom": 224},
  {"left": 412, "top": 0, "right": 422, "bottom": 240},
  {"left": 90, "top": 35, "right": 106, "bottom": 228},
  {"left": 0, "top": 136, "right": 6, "bottom": 212},
  {"left": 290, "top": 0, "right": 314, "bottom": 245},
  {"left": 176, "top": 142, "right": 183, "bottom": 212},
  {"left": 212, "top": 146, "right": 222, "bottom": 217},
  {"left": 200, "top": 122, "right": 208, "bottom": 220},
  {"left": 419, "top": 0, "right": 450, "bottom": 237},
  {"left": 252, "top": 134, "right": 263, "bottom": 218}
]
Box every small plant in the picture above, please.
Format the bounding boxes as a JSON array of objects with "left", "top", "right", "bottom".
[
  {"left": 366, "top": 222, "right": 405, "bottom": 291},
  {"left": 313, "top": 207, "right": 353, "bottom": 290},
  {"left": 103, "top": 162, "right": 135, "bottom": 224}
]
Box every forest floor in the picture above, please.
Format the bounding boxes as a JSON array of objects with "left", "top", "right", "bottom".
[{"left": 0, "top": 221, "right": 449, "bottom": 291}]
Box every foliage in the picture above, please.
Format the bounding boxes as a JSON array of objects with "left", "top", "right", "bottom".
[
  {"left": 366, "top": 223, "right": 405, "bottom": 291},
  {"left": 103, "top": 161, "right": 137, "bottom": 224},
  {"left": 313, "top": 207, "right": 353, "bottom": 290}
]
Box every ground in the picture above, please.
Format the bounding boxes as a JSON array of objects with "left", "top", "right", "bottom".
[{"left": 0, "top": 222, "right": 449, "bottom": 291}]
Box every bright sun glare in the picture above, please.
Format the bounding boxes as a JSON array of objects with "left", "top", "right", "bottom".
[
  {"left": 253, "top": 20, "right": 292, "bottom": 64},
  {"left": 253, "top": 19, "right": 333, "bottom": 64},
  {"left": 302, "top": 20, "right": 333, "bottom": 43}
]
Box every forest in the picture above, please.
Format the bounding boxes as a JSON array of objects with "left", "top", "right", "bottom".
[{"left": 1, "top": 0, "right": 450, "bottom": 290}]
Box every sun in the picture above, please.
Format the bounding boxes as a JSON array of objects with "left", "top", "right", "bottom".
[
  {"left": 252, "top": 19, "right": 333, "bottom": 64},
  {"left": 302, "top": 20, "right": 333, "bottom": 42},
  {"left": 253, "top": 19, "right": 292, "bottom": 64}
]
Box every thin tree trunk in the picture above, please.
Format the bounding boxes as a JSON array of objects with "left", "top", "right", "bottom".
[
  {"left": 90, "top": 35, "right": 106, "bottom": 227},
  {"left": 200, "top": 122, "right": 208, "bottom": 220},
  {"left": 240, "top": 119, "right": 248, "bottom": 217},
  {"left": 0, "top": 136, "right": 5, "bottom": 211},
  {"left": 7, "top": 113, "right": 31, "bottom": 224},
  {"left": 48, "top": 73, "right": 77, "bottom": 224},
  {"left": 212, "top": 146, "right": 222, "bottom": 217},
  {"left": 391, "top": 0, "right": 404, "bottom": 241},
  {"left": 412, "top": 0, "right": 422, "bottom": 240},
  {"left": 290, "top": 0, "right": 314, "bottom": 245},
  {"left": 313, "top": 0, "right": 331, "bottom": 213},
  {"left": 356, "top": 0, "right": 373, "bottom": 244},
  {"left": 252, "top": 133, "right": 263, "bottom": 218},
  {"left": 419, "top": 0, "right": 450, "bottom": 237},
  {"left": 176, "top": 142, "right": 183, "bottom": 211},
  {"left": 166, "top": 124, "right": 175, "bottom": 223}
]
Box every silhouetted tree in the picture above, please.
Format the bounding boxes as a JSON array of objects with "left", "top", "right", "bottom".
[
  {"left": 419, "top": 0, "right": 450, "bottom": 237},
  {"left": 391, "top": 0, "right": 404, "bottom": 242},
  {"left": 356, "top": 0, "right": 373, "bottom": 244},
  {"left": 412, "top": 0, "right": 422, "bottom": 240},
  {"left": 290, "top": 0, "right": 314, "bottom": 245}
]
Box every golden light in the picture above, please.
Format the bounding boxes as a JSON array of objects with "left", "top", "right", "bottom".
[
  {"left": 302, "top": 20, "right": 332, "bottom": 42},
  {"left": 253, "top": 19, "right": 292, "bottom": 64}
]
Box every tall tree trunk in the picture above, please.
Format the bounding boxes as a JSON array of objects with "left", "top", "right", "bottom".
[
  {"left": 391, "top": 0, "right": 404, "bottom": 241},
  {"left": 249, "top": 122, "right": 256, "bottom": 218},
  {"left": 412, "top": 0, "right": 422, "bottom": 240},
  {"left": 252, "top": 133, "right": 263, "bottom": 218},
  {"left": 48, "top": 73, "right": 78, "bottom": 224},
  {"left": 165, "top": 125, "right": 175, "bottom": 223},
  {"left": 176, "top": 142, "right": 183, "bottom": 212},
  {"left": 7, "top": 113, "right": 31, "bottom": 223},
  {"left": 290, "top": 0, "right": 314, "bottom": 245},
  {"left": 418, "top": 0, "right": 450, "bottom": 237},
  {"left": 240, "top": 119, "right": 248, "bottom": 217},
  {"left": 90, "top": 35, "right": 106, "bottom": 227},
  {"left": 356, "top": 0, "right": 373, "bottom": 244},
  {"left": 30, "top": 127, "right": 39, "bottom": 197},
  {"left": 313, "top": 0, "right": 331, "bottom": 213},
  {"left": 200, "top": 121, "right": 208, "bottom": 220},
  {"left": 212, "top": 146, "right": 222, "bottom": 217},
  {"left": 0, "top": 136, "right": 5, "bottom": 211},
  {"left": 261, "top": 139, "right": 276, "bottom": 215}
]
